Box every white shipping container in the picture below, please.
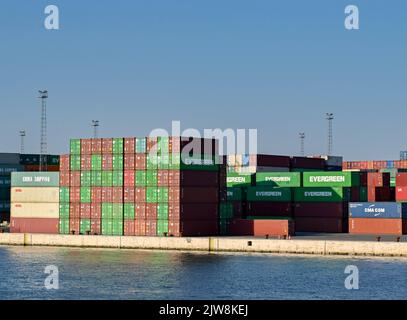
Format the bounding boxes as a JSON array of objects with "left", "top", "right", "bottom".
[
  {"left": 11, "top": 187, "right": 60, "bottom": 203},
  {"left": 11, "top": 203, "right": 59, "bottom": 219}
]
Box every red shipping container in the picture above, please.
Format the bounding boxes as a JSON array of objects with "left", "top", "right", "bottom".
[
  {"left": 293, "top": 202, "right": 344, "bottom": 218},
  {"left": 70, "top": 187, "right": 81, "bottom": 203},
  {"left": 247, "top": 202, "right": 292, "bottom": 217},
  {"left": 179, "top": 220, "right": 218, "bottom": 237},
  {"left": 70, "top": 171, "right": 81, "bottom": 187},
  {"left": 135, "top": 204, "right": 146, "bottom": 220},
  {"left": 91, "top": 187, "right": 102, "bottom": 203},
  {"left": 146, "top": 204, "right": 157, "bottom": 220},
  {"left": 295, "top": 217, "right": 343, "bottom": 233},
  {"left": 349, "top": 218, "right": 402, "bottom": 235},
  {"left": 124, "top": 154, "right": 135, "bottom": 170},
  {"left": 92, "top": 139, "right": 102, "bottom": 154},
  {"left": 168, "top": 220, "right": 181, "bottom": 237},
  {"left": 229, "top": 219, "right": 294, "bottom": 237},
  {"left": 81, "top": 139, "right": 92, "bottom": 155},
  {"left": 10, "top": 218, "right": 59, "bottom": 234},
  {"left": 168, "top": 170, "right": 180, "bottom": 186},
  {"left": 124, "top": 170, "right": 135, "bottom": 187},
  {"left": 168, "top": 187, "right": 180, "bottom": 202},
  {"left": 81, "top": 155, "right": 92, "bottom": 171},
  {"left": 157, "top": 170, "right": 169, "bottom": 186},
  {"left": 124, "top": 187, "right": 135, "bottom": 202},
  {"left": 202, "top": 138, "right": 218, "bottom": 155},
  {"left": 102, "top": 154, "right": 113, "bottom": 170},
  {"left": 60, "top": 155, "right": 70, "bottom": 171},
  {"left": 179, "top": 171, "right": 219, "bottom": 187},
  {"left": 145, "top": 219, "right": 157, "bottom": 236},
  {"left": 135, "top": 187, "right": 146, "bottom": 202},
  {"left": 91, "top": 219, "right": 101, "bottom": 235},
  {"left": 135, "top": 220, "right": 146, "bottom": 236},
  {"left": 124, "top": 219, "right": 135, "bottom": 236},
  {"left": 91, "top": 203, "right": 101, "bottom": 219},
  {"left": 135, "top": 154, "right": 146, "bottom": 170},
  {"left": 102, "top": 138, "right": 113, "bottom": 154},
  {"left": 396, "top": 187, "right": 407, "bottom": 201},
  {"left": 169, "top": 137, "right": 181, "bottom": 153},
  {"left": 368, "top": 172, "right": 389, "bottom": 187},
  {"left": 60, "top": 172, "right": 70, "bottom": 187},
  {"left": 168, "top": 203, "right": 219, "bottom": 221},
  {"left": 80, "top": 204, "right": 91, "bottom": 219},
  {"left": 112, "top": 187, "right": 123, "bottom": 203},
  {"left": 147, "top": 137, "right": 158, "bottom": 153},
  {"left": 102, "top": 187, "right": 113, "bottom": 202},
  {"left": 179, "top": 187, "right": 219, "bottom": 203},
  {"left": 124, "top": 138, "right": 135, "bottom": 154},
  {"left": 396, "top": 173, "right": 407, "bottom": 187},
  {"left": 368, "top": 187, "right": 393, "bottom": 202},
  {"left": 70, "top": 203, "right": 81, "bottom": 219},
  {"left": 69, "top": 219, "right": 80, "bottom": 234}
]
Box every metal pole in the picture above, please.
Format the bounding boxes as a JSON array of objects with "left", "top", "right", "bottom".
[
  {"left": 326, "top": 113, "right": 334, "bottom": 156},
  {"left": 20, "top": 130, "right": 26, "bottom": 154},
  {"left": 299, "top": 133, "right": 305, "bottom": 156},
  {"left": 39, "top": 90, "right": 48, "bottom": 171},
  {"left": 92, "top": 120, "right": 99, "bottom": 139}
]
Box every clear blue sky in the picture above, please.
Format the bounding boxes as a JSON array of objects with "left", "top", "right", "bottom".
[{"left": 0, "top": 0, "right": 406, "bottom": 160}]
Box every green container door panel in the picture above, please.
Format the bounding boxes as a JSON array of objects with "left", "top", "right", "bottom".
[
  {"left": 102, "top": 171, "right": 113, "bottom": 187},
  {"left": 157, "top": 204, "right": 169, "bottom": 220},
  {"left": 59, "top": 203, "right": 70, "bottom": 219},
  {"left": 80, "top": 219, "right": 91, "bottom": 234},
  {"left": 92, "top": 171, "right": 102, "bottom": 187},
  {"left": 135, "top": 171, "right": 147, "bottom": 186},
  {"left": 70, "top": 139, "right": 81, "bottom": 155},
  {"left": 226, "top": 188, "right": 243, "bottom": 201},
  {"left": 112, "top": 155, "right": 124, "bottom": 170},
  {"left": 147, "top": 155, "right": 159, "bottom": 170},
  {"left": 157, "top": 137, "right": 169, "bottom": 154},
  {"left": 158, "top": 154, "right": 169, "bottom": 169},
  {"left": 102, "top": 203, "right": 113, "bottom": 220},
  {"left": 255, "top": 172, "right": 301, "bottom": 187},
  {"left": 112, "top": 203, "right": 123, "bottom": 220},
  {"left": 80, "top": 187, "right": 91, "bottom": 203},
  {"left": 136, "top": 138, "right": 147, "bottom": 153},
  {"left": 146, "top": 171, "right": 158, "bottom": 186},
  {"left": 59, "top": 219, "right": 70, "bottom": 234},
  {"left": 302, "top": 172, "right": 360, "bottom": 187},
  {"left": 124, "top": 203, "right": 135, "bottom": 219},
  {"left": 91, "top": 155, "right": 102, "bottom": 171},
  {"left": 112, "top": 171, "right": 123, "bottom": 187},
  {"left": 70, "top": 155, "right": 81, "bottom": 171},
  {"left": 112, "top": 219, "right": 123, "bottom": 235},
  {"left": 157, "top": 187, "right": 169, "bottom": 202},
  {"left": 220, "top": 203, "right": 233, "bottom": 219},
  {"left": 157, "top": 220, "right": 169, "bottom": 236},
  {"left": 113, "top": 138, "right": 124, "bottom": 154},
  {"left": 80, "top": 171, "right": 92, "bottom": 187},
  {"left": 246, "top": 187, "right": 292, "bottom": 202},
  {"left": 146, "top": 187, "right": 158, "bottom": 203},
  {"left": 102, "top": 220, "right": 113, "bottom": 235},
  {"left": 59, "top": 187, "right": 70, "bottom": 203}
]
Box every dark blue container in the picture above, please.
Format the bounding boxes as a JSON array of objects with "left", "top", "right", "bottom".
[{"left": 349, "top": 202, "right": 407, "bottom": 219}]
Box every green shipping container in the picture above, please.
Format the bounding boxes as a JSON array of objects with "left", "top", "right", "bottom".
[
  {"left": 219, "top": 219, "right": 231, "bottom": 236},
  {"left": 91, "top": 155, "right": 102, "bottom": 171},
  {"left": 124, "top": 203, "right": 135, "bottom": 219},
  {"left": 112, "top": 203, "right": 123, "bottom": 219},
  {"left": 255, "top": 172, "right": 301, "bottom": 187},
  {"left": 59, "top": 187, "right": 70, "bottom": 203},
  {"left": 70, "top": 139, "right": 81, "bottom": 155},
  {"left": 112, "top": 155, "right": 124, "bottom": 170},
  {"left": 146, "top": 187, "right": 158, "bottom": 203},
  {"left": 102, "top": 203, "right": 113, "bottom": 220},
  {"left": 80, "top": 219, "right": 91, "bottom": 234},
  {"left": 135, "top": 171, "right": 146, "bottom": 187},
  {"left": 157, "top": 187, "right": 169, "bottom": 202},
  {"left": 157, "top": 203, "right": 169, "bottom": 220},
  {"left": 303, "top": 172, "right": 360, "bottom": 187},
  {"left": 180, "top": 154, "right": 220, "bottom": 171},
  {"left": 146, "top": 171, "right": 158, "bottom": 186},
  {"left": 80, "top": 171, "right": 92, "bottom": 187},
  {"left": 227, "top": 188, "right": 243, "bottom": 201},
  {"left": 227, "top": 173, "right": 252, "bottom": 188},
  {"left": 135, "top": 138, "right": 146, "bottom": 153},
  {"left": 158, "top": 137, "right": 169, "bottom": 154},
  {"left": 112, "top": 171, "right": 123, "bottom": 187},
  {"left": 80, "top": 187, "right": 91, "bottom": 203},
  {"left": 101, "top": 220, "right": 113, "bottom": 235},
  {"left": 112, "top": 138, "right": 124, "bottom": 154},
  {"left": 158, "top": 154, "right": 169, "bottom": 169},
  {"left": 91, "top": 171, "right": 102, "bottom": 187},
  {"left": 220, "top": 202, "right": 233, "bottom": 219},
  {"left": 11, "top": 172, "right": 60, "bottom": 187},
  {"left": 157, "top": 220, "right": 169, "bottom": 236},
  {"left": 147, "top": 154, "right": 159, "bottom": 170},
  {"left": 359, "top": 187, "right": 368, "bottom": 202},
  {"left": 246, "top": 187, "right": 292, "bottom": 202},
  {"left": 293, "top": 187, "right": 344, "bottom": 202},
  {"left": 70, "top": 155, "right": 81, "bottom": 171},
  {"left": 112, "top": 219, "right": 123, "bottom": 235},
  {"left": 0, "top": 188, "right": 9, "bottom": 200},
  {"left": 59, "top": 219, "right": 70, "bottom": 234},
  {"left": 59, "top": 203, "right": 70, "bottom": 219},
  {"left": 102, "top": 171, "right": 113, "bottom": 187}
]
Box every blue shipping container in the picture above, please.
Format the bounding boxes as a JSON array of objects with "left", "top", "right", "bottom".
[
  {"left": 349, "top": 202, "right": 407, "bottom": 219},
  {"left": 387, "top": 161, "right": 394, "bottom": 169}
]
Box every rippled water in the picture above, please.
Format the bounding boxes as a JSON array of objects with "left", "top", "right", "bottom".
[{"left": 0, "top": 246, "right": 406, "bottom": 300}]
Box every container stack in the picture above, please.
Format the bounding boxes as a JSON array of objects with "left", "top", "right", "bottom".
[
  {"left": 59, "top": 136, "right": 220, "bottom": 237},
  {"left": 10, "top": 172, "right": 60, "bottom": 233},
  {"left": 19, "top": 154, "right": 60, "bottom": 172}
]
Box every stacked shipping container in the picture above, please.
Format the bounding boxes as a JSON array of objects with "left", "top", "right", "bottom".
[{"left": 60, "top": 137, "right": 220, "bottom": 237}]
